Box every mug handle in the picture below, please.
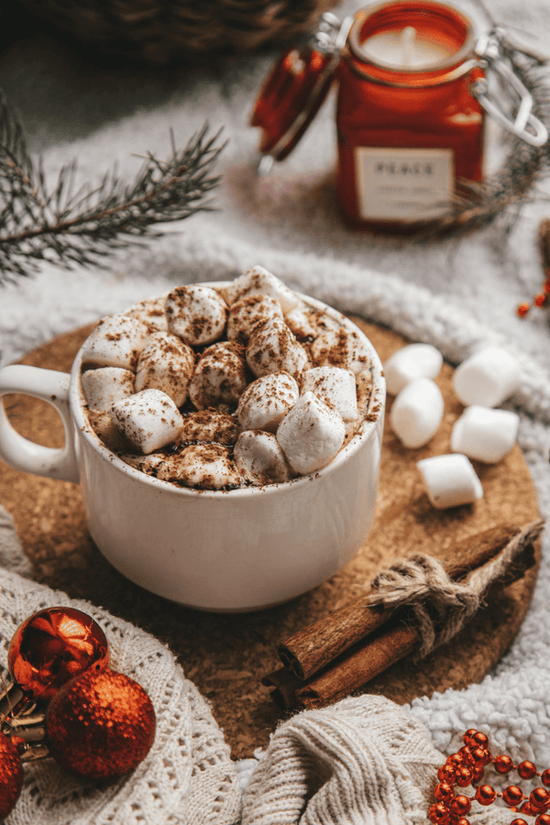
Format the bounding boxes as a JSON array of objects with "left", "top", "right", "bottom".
[{"left": 0, "top": 365, "right": 79, "bottom": 482}]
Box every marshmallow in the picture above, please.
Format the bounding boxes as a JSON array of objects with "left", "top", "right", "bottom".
[
  {"left": 80, "top": 314, "right": 149, "bottom": 371},
  {"left": 310, "top": 325, "right": 370, "bottom": 375},
  {"left": 285, "top": 305, "right": 319, "bottom": 340},
  {"left": 417, "top": 453, "right": 483, "bottom": 509},
  {"left": 390, "top": 377, "right": 444, "bottom": 449},
  {"left": 277, "top": 391, "right": 346, "bottom": 475},
  {"left": 237, "top": 372, "right": 299, "bottom": 432},
  {"left": 88, "top": 410, "right": 134, "bottom": 453},
  {"left": 120, "top": 452, "right": 166, "bottom": 475},
  {"left": 227, "top": 294, "right": 284, "bottom": 344},
  {"left": 301, "top": 366, "right": 358, "bottom": 421},
  {"left": 126, "top": 297, "right": 168, "bottom": 331},
  {"left": 156, "top": 444, "right": 241, "bottom": 489},
  {"left": 110, "top": 389, "right": 184, "bottom": 454},
  {"left": 135, "top": 331, "right": 195, "bottom": 407},
  {"left": 220, "top": 266, "right": 300, "bottom": 313},
  {"left": 234, "top": 431, "right": 291, "bottom": 484},
  {"left": 81, "top": 367, "right": 135, "bottom": 412},
  {"left": 453, "top": 346, "right": 522, "bottom": 408},
  {"left": 451, "top": 405, "right": 520, "bottom": 463},
  {"left": 188, "top": 341, "right": 248, "bottom": 409},
  {"left": 165, "top": 284, "right": 228, "bottom": 346},
  {"left": 177, "top": 410, "right": 240, "bottom": 445},
  {"left": 246, "top": 317, "right": 309, "bottom": 379},
  {"left": 384, "top": 343, "right": 443, "bottom": 395}
]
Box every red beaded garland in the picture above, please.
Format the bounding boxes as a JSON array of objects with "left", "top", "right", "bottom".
[
  {"left": 503, "top": 785, "right": 525, "bottom": 807},
  {"left": 518, "top": 761, "right": 538, "bottom": 780},
  {"left": 0, "top": 731, "right": 24, "bottom": 820},
  {"left": 431, "top": 729, "right": 550, "bottom": 825},
  {"left": 476, "top": 784, "right": 497, "bottom": 806}
]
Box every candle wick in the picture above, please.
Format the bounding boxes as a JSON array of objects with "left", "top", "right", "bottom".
[{"left": 400, "top": 26, "right": 417, "bottom": 66}]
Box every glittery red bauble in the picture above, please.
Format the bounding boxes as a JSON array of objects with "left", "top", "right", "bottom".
[
  {"left": 0, "top": 731, "right": 24, "bottom": 819},
  {"left": 8, "top": 606, "right": 109, "bottom": 702},
  {"left": 46, "top": 668, "right": 156, "bottom": 780}
]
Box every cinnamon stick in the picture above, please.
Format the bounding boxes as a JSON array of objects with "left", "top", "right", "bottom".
[
  {"left": 264, "top": 520, "right": 542, "bottom": 711},
  {"left": 278, "top": 523, "right": 521, "bottom": 680}
]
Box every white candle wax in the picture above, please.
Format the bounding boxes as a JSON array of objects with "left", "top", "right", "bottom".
[{"left": 363, "top": 26, "right": 453, "bottom": 67}]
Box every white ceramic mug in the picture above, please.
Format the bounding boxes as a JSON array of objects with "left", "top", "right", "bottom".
[{"left": 0, "top": 286, "right": 385, "bottom": 611}]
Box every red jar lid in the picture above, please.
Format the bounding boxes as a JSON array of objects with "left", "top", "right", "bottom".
[{"left": 250, "top": 44, "right": 340, "bottom": 161}]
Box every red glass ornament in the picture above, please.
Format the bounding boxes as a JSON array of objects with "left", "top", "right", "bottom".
[
  {"left": 517, "top": 302, "right": 531, "bottom": 318},
  {"left": 45, "top": 667, "right": 156, "bottom": 781},
  {"left": 503, "top": 786, "right": 525, "bottom": 807},
  {"left": 448, "top": 753, "right": 465, "bottom": 767},
  {"left": 435, "top": 782, "right": 455, "bottom": 803},
  {"left": 521, "top": 801, "right": 534, "bottom": 816},
  {"left": 475, "top": 784, "right": 497, "bottom": 806},
  {"left": 542, "top": 769, "right": 550, "bottom": 787},
  {"left": 534, "top": 293, "right": 548, "bottom": 307},
  {"left": 455, "top": 766, "right": 474, "bottom": 787},
  {"left": 456, "top": 819, "right": 470, "bottom": 825},
  {"left": 518, "top": 760, "right": 538, "bottom": 780},
  {"left": 8, "top": 607, "right": 109, "bottom": 702},
  {"left": 511, "top": 820, "right": 529, "bottom": 825},
  {"left": 494, "top": 754, "right": 514, "bottom": 774},
  {"left": 450, "top": 795, "right": 471, "bottom": 817},
  {"left": 535, "top": 815, "right": 550, "bottom": 825},
  {"left": 428, "top": 802, "right": 451, "bottom": 824},
  {"left": 0, "top": 731, "right": 24, "bottom": 819}
]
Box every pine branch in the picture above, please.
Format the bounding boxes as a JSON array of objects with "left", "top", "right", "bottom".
[{"left": 0, "top": 88, "right": 226, "bottom": 284}]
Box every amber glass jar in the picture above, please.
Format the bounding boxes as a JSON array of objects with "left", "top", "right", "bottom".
[{"left": 335, "top": 1, "right": 484, "bottom": 230}]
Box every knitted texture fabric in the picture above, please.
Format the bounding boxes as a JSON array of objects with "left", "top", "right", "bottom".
[
  {"left": 241, "top": 695, "right": 444, "bottom": 825},
  {"left": 0, "top": 507, "right": 242, "bottom": 825}
]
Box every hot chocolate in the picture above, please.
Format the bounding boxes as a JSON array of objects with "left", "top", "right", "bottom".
[{"left": 80, "top": 267, "right": 375, "bottom": 490}]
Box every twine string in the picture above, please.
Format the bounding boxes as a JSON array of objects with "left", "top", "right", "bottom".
[{"left": 366, "top": 519, "right": 545, "bottom": 658}]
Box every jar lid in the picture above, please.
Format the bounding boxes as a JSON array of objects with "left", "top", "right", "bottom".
[{"left": 250, "top": 45, "right": 340, "bottom": 161}]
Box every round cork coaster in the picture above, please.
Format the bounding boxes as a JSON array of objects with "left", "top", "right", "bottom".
[{"left": 0, "top": 318, "right": 541, "bottom": 760}]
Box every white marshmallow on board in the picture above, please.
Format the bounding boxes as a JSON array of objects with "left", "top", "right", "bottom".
[
  {"left": 234, "top": 430, "right": 291, "bottom": 485},
  {"left": 81, "top": 367, "right": 135, "bottom": 412},
  {"left": 135, "top": 331, "right": 195, "bottom": 408},
  {"left": 188, "top": 342, "right": 248, "bottom": 409},
  {"left": 237, "top": 372, "right": 300, "bottom": 432},
  {"left": 453, "top": 346, "right": 522, "bottom": 407},
  {"left": 417, "top": 453, "right": 483, "bottom": 509},
  {"left": 155, "top": 444, "right": 241, "bottom": 489},
  {"left": 80, "top": 314, "right": 150, "bottom": 371},
  {"left": 301, "top": 366, "right": 358, "bottom": 421},
  {"left": 164, "top": 284, "right": 228, "bottom": 346},
  {"left": 227, "top": 294, "right": 284, "bottom": 344},
  {"left": 451, "top": 405, "right": 520, "bottom": 464},
  {"left": 384, "top": 343, "right": 443, "bottom": 395},
  {"left": 246, "top": 317, "right": 309, "bottom": 379},
  {"left": 277, "top": 391, "right": 346, "bottom": 475},
  {"left": 220, "top": 266, "right": 300, "bottom": 313},
  {"left": 110, "top": 389, "right": 184, "bottom": 454},
  {"left": 390, "top": 377, "right": 444, "bottom": 449}
]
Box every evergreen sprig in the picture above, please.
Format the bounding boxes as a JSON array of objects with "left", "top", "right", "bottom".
[{"left": 0, "top": 87, "right": 225, "bottom": 284}]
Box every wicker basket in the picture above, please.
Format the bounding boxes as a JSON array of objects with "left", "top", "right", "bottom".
[{"left": 17, "top": 0, "right": 338, "bottom": 64}]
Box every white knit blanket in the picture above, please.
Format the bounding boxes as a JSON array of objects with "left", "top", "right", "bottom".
[{"left": 1, "top": 0, "right": 550, "bottom": 821}]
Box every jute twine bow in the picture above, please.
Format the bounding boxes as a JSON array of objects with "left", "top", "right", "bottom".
[{"left": 366, "top": 519, "right": 545, "bottom": 659}]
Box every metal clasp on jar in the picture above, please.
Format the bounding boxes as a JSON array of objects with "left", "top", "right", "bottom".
[{"left": 472, "top": 28, "right": 548, "bottom": 146}]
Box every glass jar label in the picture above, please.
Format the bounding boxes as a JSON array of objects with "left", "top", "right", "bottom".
[{"left": 354, "top": 146, "right": 454, "bottom": 222}]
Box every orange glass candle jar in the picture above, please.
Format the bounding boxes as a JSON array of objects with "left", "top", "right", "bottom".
[
  {"left": 336, "top": 1, "right": 483, "bottom": 230},
  {"left": 251, "top": 0, "right": 547, "bottom": 232}
]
